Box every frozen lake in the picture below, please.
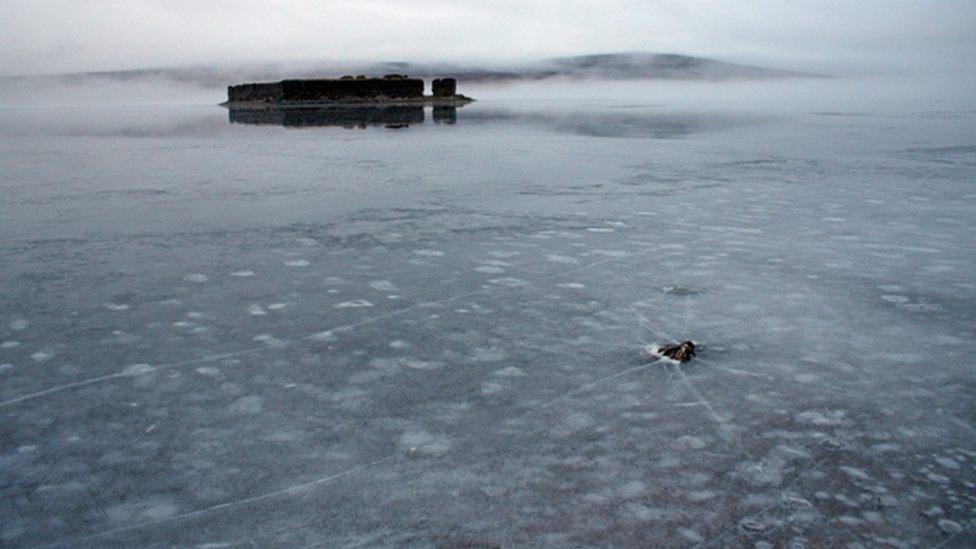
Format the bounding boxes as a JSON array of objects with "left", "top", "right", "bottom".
[{"left": 1, "top": 78, "right": 975, "bottom": 546}]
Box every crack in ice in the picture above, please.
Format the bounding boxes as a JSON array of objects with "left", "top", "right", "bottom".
[
  {"left": 41, "top": 455, "right": 400, "bottom": 548},
  {"left": 1, "top": 253, "right": 642, "bottom": 409}
]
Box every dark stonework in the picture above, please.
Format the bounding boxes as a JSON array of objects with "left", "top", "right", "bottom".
[
  {"left": 279, "top": 78, "right": 423, "bottom": 101},
  {"left": 226, "top": 76, "right": 470, "bottom": 105},
  {"left": 227, "top": 78, "right": 424, "bottom": 103},
  {"left": 226, "top": 83, "right": 282, "bottom": 103},
  {"left": 432, "top": 78, "right": 457, "bottom": 97}
]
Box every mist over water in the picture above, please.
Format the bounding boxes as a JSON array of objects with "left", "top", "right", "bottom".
[
  {"left": 2, "top": 67, "right": 976, "bottom": 546},
  {"left": 2, "top": 63, "right": 973, "bottom": 113},
  {"left": 0, "top": 76, "right": 219, "bottom": 109}
]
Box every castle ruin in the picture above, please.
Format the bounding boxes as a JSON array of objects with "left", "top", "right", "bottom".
[{"left": 225, "top": 75, "right": 468, "bottom": 105}]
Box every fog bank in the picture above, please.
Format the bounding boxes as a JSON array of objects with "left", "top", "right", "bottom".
[{"left": 2, "top": 1, "right": 974, "bottom": 77}]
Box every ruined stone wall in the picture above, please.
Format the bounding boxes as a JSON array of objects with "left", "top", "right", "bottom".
[
  {"left": 227, "top": 83, "right": 282, "bottom": 103},
  {"left": 228, "top": 77, "right": 457, "bottom": 103},
  {"left": 278, "top": 78, "right": 424, "bottom": 101}
]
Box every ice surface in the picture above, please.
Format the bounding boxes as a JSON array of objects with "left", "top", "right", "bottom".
[{"left": 1, "top": 79, "right": 975, "bottom": 546}]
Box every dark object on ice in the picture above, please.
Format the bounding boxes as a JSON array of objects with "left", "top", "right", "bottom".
[{"left": 657, "top": 341, "right": 696, "bottom": 362}]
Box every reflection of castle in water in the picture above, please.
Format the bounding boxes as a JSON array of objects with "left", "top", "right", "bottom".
[
  {"left": 227, "top": 105, "right": 459, "bottom": 129},
  {"left": 226, "top": 105, "right": 758, "bottom": 138}
]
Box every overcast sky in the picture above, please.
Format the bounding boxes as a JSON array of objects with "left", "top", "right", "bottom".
[{"left": 2, "top": 1, "right": 974, "bottom": 75}]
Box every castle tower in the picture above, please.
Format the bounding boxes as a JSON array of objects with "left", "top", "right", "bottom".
[{"left": 431, "top": 78, "right": 457, "bottom": 97}]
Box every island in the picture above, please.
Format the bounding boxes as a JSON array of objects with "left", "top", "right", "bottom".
[{"left": 222, "top": 75, "right": 473, "bottom": 107}]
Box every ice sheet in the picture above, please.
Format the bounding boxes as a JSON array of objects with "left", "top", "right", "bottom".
[{"left": 1, "top": 80, "right": 975, "bottom": 546}]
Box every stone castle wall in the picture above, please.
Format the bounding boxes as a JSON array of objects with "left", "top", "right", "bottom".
[
  {"left": 227, "top": 82, "right": 283, "bottom": 103},
  {"left": 279, "top": 78, "right": 423, "bottom": 101},
  {"left": 227, "top": 78, "right": 426, "bottom": 103}
]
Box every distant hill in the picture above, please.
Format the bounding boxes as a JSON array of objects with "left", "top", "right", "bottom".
[
  {"left": 3, "top": 53, "right": 817, "bottom": 88},
  {"left": 539, "top": 53, "right": 811, "bottom": 80}
]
